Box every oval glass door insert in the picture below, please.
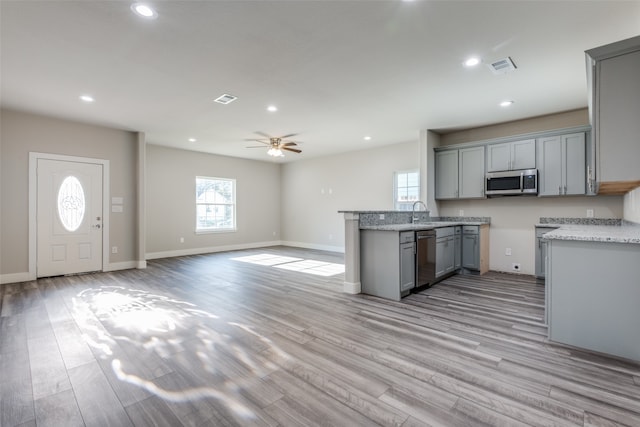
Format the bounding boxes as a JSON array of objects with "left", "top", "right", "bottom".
[{"left": 57, "top": 175, "right": 86, "bottom": 232}]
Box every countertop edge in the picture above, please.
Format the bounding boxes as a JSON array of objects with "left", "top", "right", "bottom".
[{"left": 539, "top": 223, "right": 640, "bottom": 245}]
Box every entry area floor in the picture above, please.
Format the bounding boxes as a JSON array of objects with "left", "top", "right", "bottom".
[{"left": 1, "top": 246, "right": 639, "bottom": 426}]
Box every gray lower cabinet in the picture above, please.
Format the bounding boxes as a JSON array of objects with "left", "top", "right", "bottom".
[
  {"left": 454, "top": 226, "right": 462, "bottom": 270},
  {"left": 547, "top": 238, "right": 640, "bottom": 362},
  {"left": 399, "top": 239, "right": 415, "bottom": 294},
  {"left": 535, "top": 227, "right": 556, "bottom": 279},
  {"left": 360, "top": 230, "right": 415, "bottom": 301},
  {"left": 435, "top": 227, "right": 455, "bottom": 278},
  {"left": 462, "top": 226, "right": 479, "bottom": 270}
]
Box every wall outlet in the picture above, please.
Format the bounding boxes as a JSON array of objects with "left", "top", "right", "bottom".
[
  {"left": 179, "top": 237, "right": 184, "bottom": 243},
  {"left": 586, "top": 209, "right": 594, "bottom": 218},
  {"left": 379, "top": 214, "right": 385, "bottom": 220},
  {"left": 512, "top": 263, "right": 521, "bottom": 272},
  {"left": 459, "top": 209, "right": 464, "bottom": 217},
  {"left": 111, "top": 246, "right": 118, "bottom": 254},
  {"left": 272, "top": 231, "right": 276, "bottom": 237},
  {"left": 505, "top": 248, "right": 512, "bottom": 256}
]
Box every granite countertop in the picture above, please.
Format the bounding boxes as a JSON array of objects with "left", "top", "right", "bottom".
[
  {"left": 542, "top": 224, "right": 640, "bottom": 244},
  {"left": 360, "top": 221, "right": 489, "bottom": 231},
  {"left": 536, "top": 218, "right": 640, "bottom": 245}
]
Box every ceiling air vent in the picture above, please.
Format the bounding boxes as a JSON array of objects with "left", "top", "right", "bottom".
[
  {"left": 488, "top": 57, "right": 517, "bottom": 74},
  {"left": 213, "top": 94, "right": 237, "bottom": 104}
]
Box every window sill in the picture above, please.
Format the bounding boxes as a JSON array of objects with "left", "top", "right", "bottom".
[{"left": 195, "top": 228, "right": 237, "bottom": 235}]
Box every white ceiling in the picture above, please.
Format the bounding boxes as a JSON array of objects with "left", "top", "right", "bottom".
[{"left": 2, "top": 1, "right": 639, "bottom": 162}]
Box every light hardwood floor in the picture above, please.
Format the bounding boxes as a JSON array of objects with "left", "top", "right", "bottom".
[{"left": 1, "top": 246, "right": 639, "bottom": 426}]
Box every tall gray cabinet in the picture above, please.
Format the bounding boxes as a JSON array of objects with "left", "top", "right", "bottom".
[{"left": 586, "top": 35, "right": 640, "bottom": 193}]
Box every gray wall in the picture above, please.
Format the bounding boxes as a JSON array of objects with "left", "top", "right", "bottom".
[
  {"left": 438, "top": 196, "right": 623, "bottom": 275},
  {"left": 281, "top": 141, "right": 420, "bottom": 251},
  {"left": 145, "top": 145, "right": 281, "bottom": 257},
  {"left": 0, "top": 108, "right": 138, "bottom": 276}
]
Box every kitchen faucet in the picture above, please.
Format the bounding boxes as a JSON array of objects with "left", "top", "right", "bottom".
[{"left": 412, "top": 201, "right": 427, "bottom": 224}]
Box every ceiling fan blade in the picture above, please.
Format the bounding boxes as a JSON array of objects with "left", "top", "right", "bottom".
[
  {"left": 245, "top": 139, "right": 269, "bottom": 144},
  {"left": 281, "top": 142, "right": 298, "bottom": 147},
  {"left": 278, "top": 133, "right": 298, "bottom": 139},
  {"left": 282, "top": 147, "right": 302, "bottom": 153},
  {"left": 254, "top": 131, "right": 272, "bottom": 138}
]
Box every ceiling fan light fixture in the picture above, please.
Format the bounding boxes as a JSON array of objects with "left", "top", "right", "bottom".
[{"left": 267, "top": 147, "right": 284, "bottom": 157}]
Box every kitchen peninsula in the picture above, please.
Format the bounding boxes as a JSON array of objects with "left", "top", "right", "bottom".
[
  {"left": 543, "top": 220, "right": 640, "bottom": 362},
  {"left": 340, "top": 210, "right": 490, "bottom": 300}
]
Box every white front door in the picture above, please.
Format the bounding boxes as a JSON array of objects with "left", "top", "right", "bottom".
[{"left": 37, "top": 159, "right": 103, "bottom": 277}]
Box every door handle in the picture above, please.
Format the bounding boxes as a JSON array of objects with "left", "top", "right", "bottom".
[{"left": 93, "top": 224, "right": 101, "bottom": 229}]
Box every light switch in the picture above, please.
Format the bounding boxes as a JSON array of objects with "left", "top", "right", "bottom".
[
  {"left": 112, "top": 196, "right": 123, "bottom": 204},
  {"left": 112, "top": 205, "right": 123, "bottom": 213}
]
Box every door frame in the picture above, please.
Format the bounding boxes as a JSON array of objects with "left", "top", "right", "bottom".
[{"left": 29, "top": 152, "right": 110, "bottom": 280}]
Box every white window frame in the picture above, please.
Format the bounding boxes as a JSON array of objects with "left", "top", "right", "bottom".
[
  {"left": 195, "top": 176, "right": 236, "bottom": 233},
  {"left": 394, "top": 169, "right": 420, "bottom": 211}
]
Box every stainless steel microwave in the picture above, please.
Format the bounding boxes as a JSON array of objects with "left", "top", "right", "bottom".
[{"left": 485, "top": 169, "right": 538, "bottom": 196}]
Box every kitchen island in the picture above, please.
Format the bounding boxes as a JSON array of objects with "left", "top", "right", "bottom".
[
  {"left": 340, "top": 210, "right": 490, "bottom": 300},
  {"left": 544, "top": 221, "right": 640, "bottom": 362}
]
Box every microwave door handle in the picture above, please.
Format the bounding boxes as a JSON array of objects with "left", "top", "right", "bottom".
[{"left": 520, "top": 172, "right": 524, "bottom": 193}]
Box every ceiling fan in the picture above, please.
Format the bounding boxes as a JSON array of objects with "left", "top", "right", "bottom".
[{"left": 245, "top": 132, "right": 302, "bottom": 157}]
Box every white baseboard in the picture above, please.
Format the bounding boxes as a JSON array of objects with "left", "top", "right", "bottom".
[
  {"left": 280, "top": 241, "right": 345, "bottom": 253},
  {"left": 104, "top": 261, "right": 140, "bottom": 272},
  {"left": 2, "top": 242, "right": 342, "bottom": 285},
  {"left": 145, "top": 240, "right": 283, "bottom": 260},
  {"left": 343, "top": 281, "right": 361, "bottom": 294},
  {"left": 0, "top": 271, "right": 36, "bottom": 285}
]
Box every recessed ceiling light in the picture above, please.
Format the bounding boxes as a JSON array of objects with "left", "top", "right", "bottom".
[
  {"left": 463, "top": 57, "right": 481, "bottom": 67},
  {"left": 267, "top": 105, "right": 278, "bottom": 112},
  {"left": 79, "top": 95, "right": 94, "bottom": 103},
  {"left": 364, "top": 136, "right": 372, "bottom": 141},
  {"left": 188, "top": 138, "right": 197, "bottom": 142},
  {"left": 131, "top": 3, "right": 157, "bottom": 19},
  {"left": 500, "top": 100, "right": 514, "bottom": 107}
]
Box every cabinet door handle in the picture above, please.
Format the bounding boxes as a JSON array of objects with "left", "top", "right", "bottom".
[
  {"left": 558, "top": 185, "right": 562, "bottom": 195},
  {"left": 564, "top": 185, "right": 567, "bottom": 195}
]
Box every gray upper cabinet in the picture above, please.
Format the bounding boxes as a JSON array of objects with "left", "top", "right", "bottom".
[
  {"left": 435, "top": 146, "right": 485, "bottom": 200},
  {"left": 487, "top": 139, "right": 535, "bottom": 172},
  {"left": 435, "top": 150, "right": 459, "bottom": 199},
  {"left": 586, "top": 36, "right": 640, "bottom": 192},
  {"left": 537, "top": 132, "right": 586, "bottom": 196},
  {"left": 458, "top": 146, "right": 485, "bottom": 198}
]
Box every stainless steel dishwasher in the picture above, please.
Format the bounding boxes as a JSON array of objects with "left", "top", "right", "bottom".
[{"left": 415, "top": 230, "right": 436, "bottom": 288}]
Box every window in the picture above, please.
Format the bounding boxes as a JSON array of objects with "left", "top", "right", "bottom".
[
  {"left": 58, "top": 175, "right": 85, "bottom": 232},
  {"left": 394, "top": 170, "right": 420, "bottom": 211},
  {"left": 196, "top": 176, "right": 236, "bottom": 232}
]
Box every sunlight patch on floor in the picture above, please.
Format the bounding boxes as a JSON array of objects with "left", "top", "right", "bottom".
[{"left": 231, "top": 253, "right": 345, "bottom": 276}]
